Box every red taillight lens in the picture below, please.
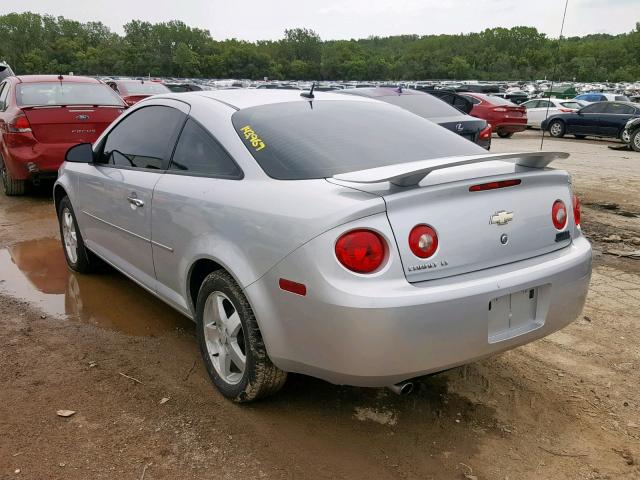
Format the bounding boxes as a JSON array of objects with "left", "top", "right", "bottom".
[
  {"left": 479, "top": 124, "right": 492, "bottom": 140},
  {"left": 279, "top": 278, "right": 307, "bottom": 296},
  {"left": 572, "top": 195, "right": 581, "bottom": 226},
  {"left": 493, "top": 107, "right": 507, "bottom": 112},
  {"left": 552, "top": 200, "right": 568, "bottom": 230},
  {"left": 469, "top": 179, "right": 521, "bottom": 192},
  {"left": 559, "top": 108, "right": 573, "bottom": 112},
  {"left": 335, "top": 229, "right": 386, "bottom": 273},
  {"left": 408, "top": 224, "right": 439, "bottom": 259},
  {"left": 8, "top": 113, "right": 32, "bottom": 133}
]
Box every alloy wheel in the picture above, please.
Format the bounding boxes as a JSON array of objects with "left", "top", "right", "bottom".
[
  {"left": 61, "top": 208, "right": 78, "bottom": 264},
  {"left": 550, "top": 122, "right": 562, "bottom": 136},
  {"left": 203, "top": 291, "right": 246, "bottom": 385},
  {"left": 621, "top": 130, "right": 631, "bottom": 144}
]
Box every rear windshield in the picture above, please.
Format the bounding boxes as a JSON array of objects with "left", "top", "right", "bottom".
[
  {"left": 485, "top": 95, "right": 518, "bottom": 106},
  {"left": 380, "top": 93, "right": 462, "bottom": 118},
  {"left": 231, "top": 100, "right": 482, "bottom": 180},
  {"left": 17, "top": 82, "right": 123, "bottom": 106},
  {"left": 120, "top": 81, "right": 171, "bottom": 95}
]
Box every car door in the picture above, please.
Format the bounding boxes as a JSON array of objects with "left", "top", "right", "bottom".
[
  {"left": 599, "top": 103, "right": 635, "bottom": 137},
  {"left": 151, "top": 117, "right": 244, "bottom": 314},
  {"left": 522, "top": 100, "right": 540, "bottom": 126},
  {"left": 570, "top": 102, "right": 606, "bottom": 135},
  {"left": 76, "top": 100, "right": 188, "bottom": 291}
]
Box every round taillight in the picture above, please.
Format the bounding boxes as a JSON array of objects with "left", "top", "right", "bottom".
[
  {"left": 572, "top": 195, "right": 581, "bottom": 226},
  {"left": 408, "top": 224, "right": 439, "bottom": 258},
  {"left": 335, "top": 229, "right": 386, "bottom": 273},
  {"left": 552, "top": 200, "right": 568, "bottom": 230}
]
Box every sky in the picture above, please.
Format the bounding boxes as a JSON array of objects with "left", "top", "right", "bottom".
[{"left": 1, "top": 0, "right": 638, "bottom": 41}]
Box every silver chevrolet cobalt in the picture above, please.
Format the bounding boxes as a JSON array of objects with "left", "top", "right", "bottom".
[{"left": 55, "top": 89, "right": 592, "bottom": 401}]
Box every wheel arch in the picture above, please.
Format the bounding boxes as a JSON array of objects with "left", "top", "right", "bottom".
[
  {"left": 186, "top": 256, "right": 248, "bottom": 316},
  {"left": 53, "top": 183, "right": 68, "bottom": 212}
]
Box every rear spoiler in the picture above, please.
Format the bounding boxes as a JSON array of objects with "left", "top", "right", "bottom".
[{"left": 332, "top": 151, "right": 569, "bottom": 187}]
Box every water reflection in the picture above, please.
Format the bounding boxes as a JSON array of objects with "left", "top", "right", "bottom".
[{"left": 0, "top": 238, "right": 191, "bottom": 336}]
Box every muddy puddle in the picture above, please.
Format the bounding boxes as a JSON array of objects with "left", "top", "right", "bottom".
[{"left": 0, "top": 238, "right": 192, "bottom": 336}]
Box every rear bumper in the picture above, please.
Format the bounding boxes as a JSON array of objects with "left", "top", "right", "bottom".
[
  {"left": 2, "top": 142, "right": 70, "bottom": 180},
  {"left": 495, "top": 123, "right": 527, "bottom": 133},
  {"left": 247, "top": 235, "right": 592, "bottom": 387}
]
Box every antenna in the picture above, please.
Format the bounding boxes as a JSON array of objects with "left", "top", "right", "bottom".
[
  {"left": 541, "top": 0, "right": 569, "bottom": 151},
  {"left": 300, "top": 82, "right": 315, "bottom": 99}
]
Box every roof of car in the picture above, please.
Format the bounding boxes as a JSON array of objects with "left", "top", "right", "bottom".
[
  {"left": 339, "top": 87, "right": 424, "bottom": 98},
  {"left": 15, "top": 75, "right": 103, "bottom": 84},
  {"left": 190, "top": 88, "right": 376, "bottom": 110}
]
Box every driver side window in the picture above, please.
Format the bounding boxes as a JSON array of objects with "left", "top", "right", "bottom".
[{"left": 99, "top": 106, "right": 186, "bottom": 170}]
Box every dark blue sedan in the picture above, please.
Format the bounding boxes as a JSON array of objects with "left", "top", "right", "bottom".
[{"left": 541, "top": 101, "right": 640, "bottom": 142}]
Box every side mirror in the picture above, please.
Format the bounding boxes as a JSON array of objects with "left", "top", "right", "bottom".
[{"left": 65, "top": 143, "right": 94, "bottom": 163}]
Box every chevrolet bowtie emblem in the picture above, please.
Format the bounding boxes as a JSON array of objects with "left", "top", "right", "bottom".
[{"left": 490, "top": 210, "right": 514, "bottom": 226}]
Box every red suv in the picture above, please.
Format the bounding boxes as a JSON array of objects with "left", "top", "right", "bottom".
[
  {"left": 106, "top": 79, "right": 171, "bottom": 106},
  {"left": 0, "top": 75, "right": 125, "bottom": 195},
  {"left": 460, "top": 93, "right": 527, "bottom": 138}
]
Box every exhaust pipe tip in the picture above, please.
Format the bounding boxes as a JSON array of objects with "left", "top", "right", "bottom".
[{"left": 387, "top": 381, "right": 414, "bottom": 396}]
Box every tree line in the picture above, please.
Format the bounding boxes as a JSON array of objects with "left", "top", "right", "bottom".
[{"left": 0, "top": 12, "right": 639, "bottom": 81}]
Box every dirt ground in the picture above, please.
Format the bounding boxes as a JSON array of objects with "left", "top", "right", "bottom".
[{"left": 1, "top": 130, "right": 639, "bottom": 480}]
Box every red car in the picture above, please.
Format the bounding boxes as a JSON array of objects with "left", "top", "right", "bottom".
[
  {"left": 106, "top": 79, "right": 171, "bottom": 106},
  {"left": 0, "top": 75, "right": 125, "bottom": 195},
  {"left": 460, "top": 93, "right": 527, "bottom": 138}
]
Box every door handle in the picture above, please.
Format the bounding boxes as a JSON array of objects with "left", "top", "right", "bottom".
[{"left": 127, "top": 196, "right": 144, "bottom": 207}]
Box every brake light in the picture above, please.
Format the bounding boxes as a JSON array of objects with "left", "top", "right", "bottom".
[
  {"left": 479, "top": 124, "right": 492, "bottom": 140},
  {"left": 408, "top": 225, "right": 439, "bottom": 259},
  {"left": 493, "top": 107, "right": 507, "bottom": 112},
  {"left": 469, "top": 179, "right": 521, "bottom": 192},
  {"left": 7, "top": 113, "right": 32, "bottom": 133},
  {"left": 335, "top": 229, "right": 386, "bottom": 273},
  {"left": 572, "top": 195, "right": 581, "bottom": 226},
  {"left": 559, "top": 108, "right": 573, "bottom": 113},
  {"left": 552, "top": 200, "right": 568, "bottom": 230}
]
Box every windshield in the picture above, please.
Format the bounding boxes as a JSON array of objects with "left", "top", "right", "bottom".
[
  {"left": 17, "top": 82, "right": 123, "bottom": 106},
  {"left": 380, "top": 93, "right": 463, "bottom": 118},
  {"left": 120, "top": 81, "right": 170, "bottom": 95},
  {"left": 231, "top": 100, "right": 482, "bottom": 180}
]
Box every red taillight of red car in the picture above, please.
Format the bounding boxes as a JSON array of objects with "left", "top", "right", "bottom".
[
  {"left": 7, "top": 113, "right": 32, "bottom": 133},
  {"left": 335, "top": 229, "right": 386, "bottom": 273},
  {"left": 572, "top": 195, "right": 581, "bottom": 226},
  {"left": 469, "top": 179, "right": 521, "bottom": 192},
  {"left": 408, "top": 224, "right": 439, "bottom": 259},
  {"left": 492, "top": 107, "right": 507, "bottom": 112},
  {"left": 552, "top": 200, "right": 568, "bottom": 230},
  {"left": 479, "top": 124, "right": 492, "bottom": 140}
]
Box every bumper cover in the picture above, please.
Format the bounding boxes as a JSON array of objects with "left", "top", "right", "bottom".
[{"left": 246, "top": 235, "right": 592, "bottom": 387}]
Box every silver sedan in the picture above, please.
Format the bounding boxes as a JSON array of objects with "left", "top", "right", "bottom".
[{"left": 54, "top": 89, "right": 592, "bottom": 401}]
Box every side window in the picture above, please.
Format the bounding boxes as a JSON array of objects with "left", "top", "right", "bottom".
[
  {"left": 0, "top": 82, "right": 8, "bottom": 111},
  {"left": 100, "top": 106, "right": 185, "bottom": 170},
  {"left": 538, "top": 100, "right": 553, "bottom": 108},
  {"left": 461, "top": 94, "right": 481, "bottom": 105},
  {"left": 524, "top": 100, "right": 539, "bottom": 108},
  {"left": 169, "top": 119, "right": 242, "bottom": 178},
  {"left": 604, "top": 103, "right": 634, "bottom": 115},
  {"left": 581, "top": 103, "right": 606, "bottom": 114}
]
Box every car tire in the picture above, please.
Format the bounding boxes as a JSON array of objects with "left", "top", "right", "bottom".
[
  {"left": 0, "top": 153, "right": 26, "bottom": 196},
  {"left": 548, "top": 120, "right": 565, "bottom": 138},
  {"left": 57, "top": 196, "right": 98, "bottom": 273},
  {"left": 196, "top": 270, "right": 287, "bottom": 402},
  {"left": 621, "top": 129, "right": 631, "bottom": 144},
  {"left": 574, "top": 135, "right": 586, "bottom": 139},
  {"left": 497, "top": 131, "right": 514, "bottom": 138},
  {"left": 631, "top": 130, "right": 640, "bottom": 153}
]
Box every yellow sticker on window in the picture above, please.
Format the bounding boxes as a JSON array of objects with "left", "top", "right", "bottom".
[{"left": 239, "top": 125, "right": 266, "bottom": 152}]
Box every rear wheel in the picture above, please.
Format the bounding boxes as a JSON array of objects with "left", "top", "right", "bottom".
[
  {"left": 621, "top": 129, "right": 631, "bottom": 144},
  {"left": 548, "top": 120, "right": 565, "bottom": 138},
  {"left": 631, "top": 130, "right": 640, "bottom": 153},
  {"left": 57, "top": 196, "right": 98, "bottom": 273},
  {"left": 196, "top": 271, "right": 287, "bottom": 402},
  {"left": 497, "top": 131, "right": 514, "bottom": 138},
  {"left": 0, "top": 154, "right": 26, "bottom": 196}
]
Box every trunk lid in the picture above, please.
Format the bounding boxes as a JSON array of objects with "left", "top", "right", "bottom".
[
  {"left": 22, "top": 105, "right": 124, "bottom": 144},
  {"left": 331, "top": 152, "right": 575, "bottom": 282}
]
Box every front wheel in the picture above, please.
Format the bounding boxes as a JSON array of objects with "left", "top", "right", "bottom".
[
  {"left": 621, "top": 129, "right": 631, "bottom": 144},
  {"left": 57, "top": 196, "right": 98, "bottom": 273},
  {"left": 196, "top": 271, "right": 287, "bottom": 402},
  {"left": 497, "top": 131, "right": 514, "bottom": 138},
  {"left": 631, "top": 130, "right": 640, "bottom": 153},
  {"left": 548, "top": 120, "right": 565, "bottom": 138}
]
